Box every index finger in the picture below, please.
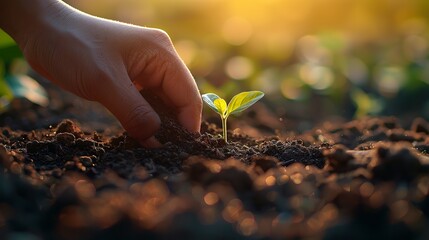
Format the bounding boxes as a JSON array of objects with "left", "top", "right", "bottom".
[{"left": 161, "top": 55, "right": 202, "bottom": 132}]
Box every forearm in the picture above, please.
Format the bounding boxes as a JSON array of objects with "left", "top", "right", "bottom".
[{"left": 0, "top": 0, "right": 72, "bottom": 48}]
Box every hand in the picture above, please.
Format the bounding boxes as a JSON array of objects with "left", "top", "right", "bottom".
[{"left": 1, "top": 1, "right": 202, "bottom": 146}]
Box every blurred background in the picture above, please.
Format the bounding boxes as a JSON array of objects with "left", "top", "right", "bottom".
[{"left": 1, "top": 0, "right": 429, "bottom": 133}]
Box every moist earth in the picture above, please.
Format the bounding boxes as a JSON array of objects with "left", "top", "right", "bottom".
[{"left": 1, "top": 100, "right": 429, "bottom": 239}]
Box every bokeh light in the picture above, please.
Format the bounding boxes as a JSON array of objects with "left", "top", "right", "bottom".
[
  {"left": 265, "top": 175, "right": 276, "bottom": 186},
  {"left": 222, "top": 17, "right": 253, "bottom": 46},
  {"left": 225, "top": 56, "right": 254, "bottom": 80},
  {"left": 344, "top": 57, "right": 369, "bottom": 85},
  {"left": 281, "top": 77, "right": 305, "bottom": 100},
  {"left": 299, "top": 64, "right": 334, "bottom": 90},
  {"left": 203, "top": 192, "right": 219, "bottom": 205},
  {"left": 375, "top": 66, "right": 406, "bottom": 98},
  {"left": 174, "top": 40, "right": 198, "bottom": 65},
  {"left": 4, "top": 0, "right": 429, "bottom": 126}
]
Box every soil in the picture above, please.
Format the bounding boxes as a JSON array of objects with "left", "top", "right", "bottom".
[{"left": 2, "top": 96, "right": 429, "bottom": 239}]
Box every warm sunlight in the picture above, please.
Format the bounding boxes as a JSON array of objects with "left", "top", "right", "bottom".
[{"left": 67, "top": 0, "right": 429, "bottom": 121}]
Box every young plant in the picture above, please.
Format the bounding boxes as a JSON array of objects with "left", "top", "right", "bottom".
[{"left": 202, "top": 91, "right": 264, "bottom": 143}]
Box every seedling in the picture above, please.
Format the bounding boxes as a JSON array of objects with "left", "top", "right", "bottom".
[{"left": 202, "top": 91, "right": 264, "bottom": 143}]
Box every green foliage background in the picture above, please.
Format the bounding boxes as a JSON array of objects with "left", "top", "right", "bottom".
[{"left": 0, "top": 30, "right": 19, "bottom": 108}]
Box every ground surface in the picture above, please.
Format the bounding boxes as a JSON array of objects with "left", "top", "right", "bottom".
[{"left": 1, "top": 97, "right": 429, "bottom": 240}]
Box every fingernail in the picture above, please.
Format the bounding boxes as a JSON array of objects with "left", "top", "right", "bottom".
[{"left": 140, "top": 136, "right": 162, "bottom": 148}]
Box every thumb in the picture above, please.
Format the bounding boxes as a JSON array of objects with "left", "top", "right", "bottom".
[{"left": 95, "top": 75, "right": 161, "bottom": 144}]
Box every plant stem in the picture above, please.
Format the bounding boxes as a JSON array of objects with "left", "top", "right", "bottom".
[{"left": 221, "top": 117, "right": 228, "bottom": 143}]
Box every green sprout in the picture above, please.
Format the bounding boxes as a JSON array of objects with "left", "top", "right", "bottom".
[{"left": 202, "top": 91, "right": 264, "bottom": 143}]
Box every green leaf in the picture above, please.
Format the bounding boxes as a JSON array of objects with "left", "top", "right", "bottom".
[
  {"left": 6, "top": 74, "right": 49, "bottom": 107},
  {"left": 226, "top": 91, "right": 264, "bottom": 116},
  {"left": 214, "top": 98, "right": 227, "bottom": 117},
  {"left": 0, "top": 29, "right": 15, "bottom": 48},
  {"left": 202, "top": 90, "right": 264, "bottom": 143},
  {"left": 202, "top": 93, "right": 225, "bottom": 116}
]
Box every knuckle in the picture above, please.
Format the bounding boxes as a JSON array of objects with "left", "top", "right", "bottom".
[
  {"left": 148, "top": 28, "right": 175, "bottom": 52},
  {"left": 150, "top": 29, "right": 171, "bottom": 43}
]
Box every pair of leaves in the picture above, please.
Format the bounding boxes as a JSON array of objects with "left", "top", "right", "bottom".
[{"left": 202, "top": 91, "right": 264, "bottom": 119}]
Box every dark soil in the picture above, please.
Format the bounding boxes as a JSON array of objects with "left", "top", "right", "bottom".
[{"left": 2, "top": 98, "right": 429, "bottom": 239}]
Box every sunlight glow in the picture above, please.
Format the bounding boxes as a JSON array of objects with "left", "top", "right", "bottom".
[
  {"left": 174, "top": 40, "right": 198, "bottom": 65},
  {"left": 375, "top": 67, "right": 405, "bottom": 97},
  {"left": 281, "top": 77, "right": 304, "bottom": 100},
  {"left": 403, "top": 35, "right": 428, "bottom": 61},
  {"left": 225, "top": 56, "right": 254, "bottom": 80},
  {"left": 298, "top": 36, "right": 331, "bottom": 65},
  {"left": 299, "top": 64, "right": 334, "bottom": 90},
  {"left": 344, "top": 57, "right": 368, "bottom": 85},
  {"left": 222, "top": 17, "right": 253, "bottom": 46}
]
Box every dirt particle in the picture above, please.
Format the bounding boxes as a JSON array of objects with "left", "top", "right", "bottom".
[
  {"left": 371, "top": 144, "right": 426, "bottom": 182},
  {"left": 251, "top": 156, "right": 278, "bottom": 173},
  {"left": 79, "top": 156, "right": 93, "bottom": 168},
  {"left": 56, "top": 119, "right": 83, "bottom": 138},
  {"left": 324, "top": 146, "right": 357, "bottom": 173},
  {"left": 56, "top": 132, "right": 76, "bottom": 145},
  {"left": 44, "top": 155, "right": 55, "bottom": 162},
  {"left": 26, "top": 141, "right": 45, "bottom": 154},
  {"left": 411, "top": 118, "right": 429, "bottom": 134},
  {"left": 204, "top": 165, "right": 254, "bottom": 192}
]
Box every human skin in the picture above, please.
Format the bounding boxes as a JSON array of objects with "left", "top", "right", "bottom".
[{"left": 0, "top": 0, "right": 202, "bottom": 146}]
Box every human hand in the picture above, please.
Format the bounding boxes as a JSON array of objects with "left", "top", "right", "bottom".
[{"left": 3, "top": 1, "right": 202, "bottom": 146}]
